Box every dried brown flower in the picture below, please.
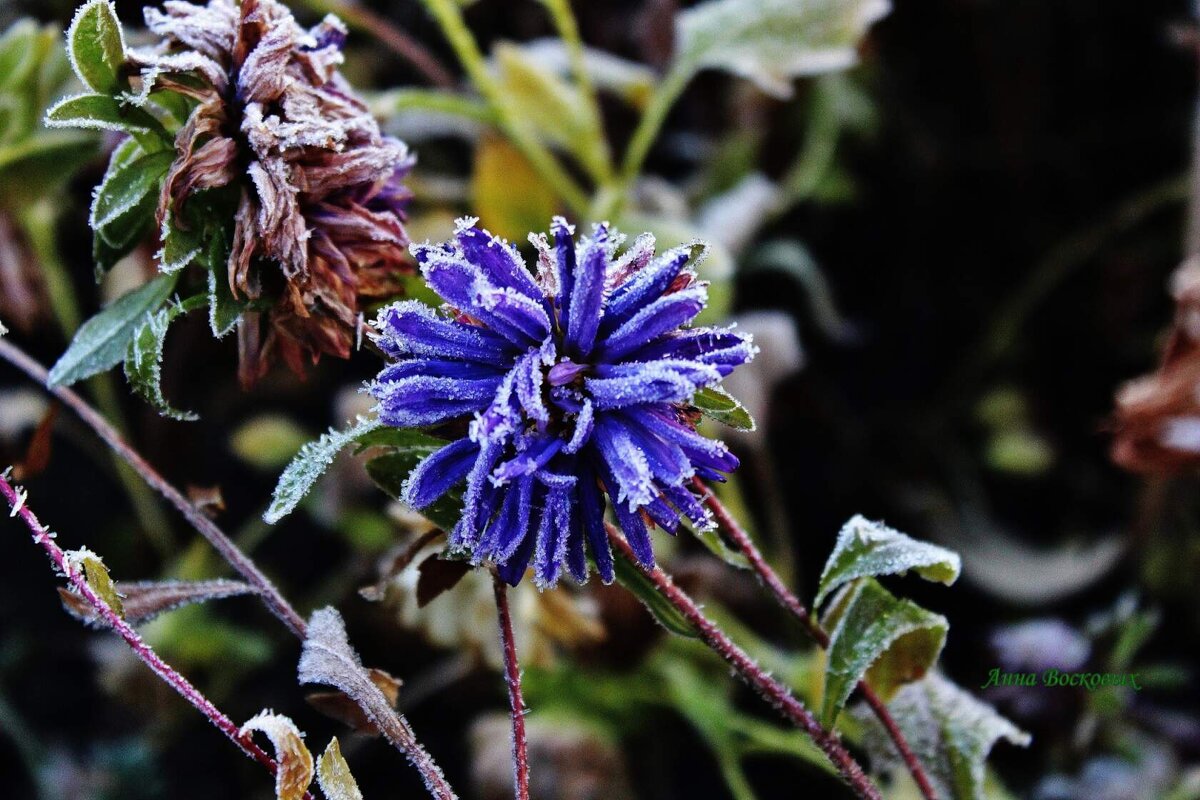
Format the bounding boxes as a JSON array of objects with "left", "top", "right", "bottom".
[
  {"left": 1112, "top": 257, "right": 1200, "bottom": 472},
  {"left": 132, "top": 0, "right": 414, "bottom": 384}
]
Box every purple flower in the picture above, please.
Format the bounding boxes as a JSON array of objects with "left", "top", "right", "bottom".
[{"left": 368, "top": 218, "right": 757, "bottom": 587}]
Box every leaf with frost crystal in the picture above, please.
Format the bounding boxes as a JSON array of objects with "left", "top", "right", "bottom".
[
  {"left": 48, "top": 272, "right": 179, "bottom": 387},
  {"left": 91, "top": 148, "right": 171, "bottom": 249},
  {"left": 264, "top": 416, "right": 383, "bottom": 524},
  {"left": 60, "top": 578, "right": 257, "bottom": 626},
  {"left": 298, "top": 607, "right": 454, "bottom": 799},
  {"left": 124, "top": 296, "right": 203, "bottom": 421},
  {"left": 815, "top": 515, "right": 961, "bottom": 608},
  {"left": 239, "top": 712, "right": 315, "bottom": 800},
  {"left": 693, "top": 385, "right": 756, "bottom": 431},
  {"left": 317, "top": 738, "right": 364, "bottom": 800},
  {"left": 852, "top": 671, "right": 1030, "bottom": 800},
  {"left": 66, "top": 547, "right": 124, "bottom": 617},
  {"left": 45, "top": 93, "right": 168, "bottom": 144},
  {"left": 67, "top": 0, "right": 126, "bottom": 94},
  {"left": 675, "top": 0, "right": 891, "bottom": 98},
  {"left": 819, "top": 577, "right": 947, "bottom": 726}
]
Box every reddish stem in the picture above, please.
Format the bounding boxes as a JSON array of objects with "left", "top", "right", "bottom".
[
  {"left": 0, "top": 472, "right": 314, "bottom": 800},
  {"left": 607, "top": 525, "right": 883, "bottom": 800},
  {"left": 693, "top": 478, "right": 940, "bottom": 800},
  {"left": 492, "top": 573, "right": 530, "bottom": 800}
]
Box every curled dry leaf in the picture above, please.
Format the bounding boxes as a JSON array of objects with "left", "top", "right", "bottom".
[
  {"left": 59, "top": 578, "right": 257, "bottom": 627},
  {"left": 239, "top": 711, "right": 315, "bottom": 800},
  {"left": 186, "top": 484, "right": 226, "bottom": 517},
  {"left": 316, "top": 738, "right": 364, "bottom": 800}
]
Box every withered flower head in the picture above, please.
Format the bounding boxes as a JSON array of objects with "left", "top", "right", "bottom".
[
  {"left": 133, "top": 0, "right": 414, "bottom": 384},
  {"left": 1112, "top": 257, "right": 1200, "bottom": 472}
]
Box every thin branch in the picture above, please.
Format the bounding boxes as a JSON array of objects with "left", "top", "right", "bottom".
[
  {"left": 0, "top": 339, "right": 458, "bottom": 799},
  {"left": 693, "top": 478, "right": 939, "bottom": 800},
  {"left": 492, "top": 573, "right": 530, "bottom": 800},
  {"left": 300, "top": 0, "right": 457, "bottom": 89},
  {"left": 0, "top": 337, "right": 307, "bottom": 638},
  {"left": 606, "top": 524, "right": 883, "bottom": 800},
  {"left": 0, "top": 472, "right": 314, "bottom": 800}
]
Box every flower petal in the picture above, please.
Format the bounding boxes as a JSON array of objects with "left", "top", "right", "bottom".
[
  {"left": 403, "top": 437, "right": 479, "bottom": 509},
  {"left": 565, "top": 224, "right": 609, "bottom": 358},
  {"left": 597, "top": 286, "right": 707, "bottom": 362}
]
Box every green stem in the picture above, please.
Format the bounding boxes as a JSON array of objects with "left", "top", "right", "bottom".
[
  {"left": 605, "top": 60, "right": 694, "bottom": 219},
  {"left": 419, "top": 0, "right": 592, "bottom": 216},
  {"left": 18, "top": 200, "right": 174, "bottom": 558},
  {"left": 540, "top": 0, "right": 614, "bottom": 186}
]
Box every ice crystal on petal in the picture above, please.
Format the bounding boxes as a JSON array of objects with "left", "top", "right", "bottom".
[{"left": 369, "top": 221, "right": 755, "bottom": 587}]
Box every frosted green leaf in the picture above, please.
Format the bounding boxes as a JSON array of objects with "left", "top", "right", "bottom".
[
  {"left": 360, "top": 430, "right": 463, "bottom": 532},
  {"left": 675, "top": 0, "right": 891, "bottom": 98},
  {"left": 316, "top": 738, "right": 364, "bottom": 800},
  {"left": 264, "top": 416, "right": 384, "bottom": 523},
  {"left": 67, "top": 0, "right": 126, "bottom": 94},
  {"left": 66, "top": 547, "right": 124, "bottom": 618},
  {"left": 815, "top": 515, "right": 961, "bottom": 608},
  {"left": 613, "top": 554, "right": 698, "bottom": 639},
  {"left": 853, "top": 672, "right": 1030, "bottom": 800},
  {"left": 124, "top": 296, "right": 203, "bottom": 421},
  {"left": 239, "top": 712, "right": 315, "bottom": 800},
  {"left": 157, "top": 208, "right": 205, "bottom": 274},
  {"left": 91, "top": 148, "right": 172, "bottom": 248},
  {"left": 48, "top": 272, "right": 179, "bottom": 387},
  {"left": 45, "top": 93, "right": 169, "bottom": 143},
  {"left": 820, "top": 577, "right": 947, "bottom": 726},
  {"left": 693, "top": 385, "right": 756, "bottom": 431}
]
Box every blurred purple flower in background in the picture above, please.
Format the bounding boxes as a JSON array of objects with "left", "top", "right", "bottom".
[{"left": 369, "top": 218, "right": 756, "bottom": 587}]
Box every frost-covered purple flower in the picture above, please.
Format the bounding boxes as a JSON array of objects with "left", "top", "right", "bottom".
[{"left": 368, "top": 218, "right": 757, "bottom": 587}]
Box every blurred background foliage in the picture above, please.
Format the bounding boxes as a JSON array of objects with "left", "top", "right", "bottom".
[{"left": 1, "top": 0, "right": 1199, "bottom": 798}]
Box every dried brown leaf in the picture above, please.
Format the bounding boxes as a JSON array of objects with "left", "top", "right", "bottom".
[
  {"left": 416, "top": 555, "right": 471, "bottom": 608},
  {"left": 59, "top": 578, "right": 257, "bottom": 626},
  {"left": 239, "top": 711, "right": 314, "bottom": 800},
  {"left": 306, "top": 668, "right": 402, "bottom": 736},
  {"left": 186, "top": 484, "right": 226, "bottom": 517}
]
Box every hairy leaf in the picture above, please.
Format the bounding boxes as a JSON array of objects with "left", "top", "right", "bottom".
[
  {"left": 65, "top": 547, "right": 123, "bottom": 617},
  {"left": 264, "top": 416, "right": 383, "bottom": 524},
  {"left": 61, "top": 578, "right": 257, "bottom": 626},
  {"left": 239, "top": 711, "right": 314, "bottom": 800},
  {"left": 316, "top": 738, "right": 364, "bottom": 800},
  {"left": 853, "top": 672, "right": 1030, "bottom": 800},
  {"left": 45, "top": 93, "right": 167, "bottom": 143},
  {"left": 307, "top": 668, "right": 402, "bottom": 736},
  {"left": 48, "top": 272, "right": 178, "bottom": 387},
  {"left": 815, "top": 515, "right": 960, "bottom": 608},
  {"left": 675, "top": 0, "right": 890, "bottom": 98},
  {"left": 820, "top": 578, "right": 947, "bottom": 726},
  {"left": 124, "top": 296, "right": 202, "bottom": 421},
  {"left": 157, "top": 208, "right": 205, "bottom": 274},
  {"left": 91, "top": 148, "right": 171, "bottom": 249},
  {"left": 693, "top": 385, "right": 756, "bottom": 431},
  {"left": 299, "top": 607, "right": 453, "bottom": 800},
  {"left": 67, "top": 0, "right": 126, "bottom": 94},
  {"left": 613, "top": 553, "right": 699, "bottom": 639}
]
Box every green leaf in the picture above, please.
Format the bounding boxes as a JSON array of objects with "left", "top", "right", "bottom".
[
  {"left": 360, "top": 430, "right": 464, "bottom": 532},
  {"left": 0, "top": 132, "right": 98, "bottom": 207},
  {"left": 675, "top": 0, "right": 890, "bottom": 98},
  {"left": 157, "top": 208, "right": 205, "bottom": 274},
  {"left": 0, "top": 21, "right": 41, "bottom": 96},
  {"left": 820, "top": 578, "right": 947, "bottom": 726},
  {"left": 204, "top": 226, "right": 244, "bottom": 337},
  {"left": 91, "top": 148, "right": 172, "bottom": 248},
  {"left": 231, "top": 415, "right": 312, "bottom": 471},
  {"left": 47, "top": 272, "right": 179, "bottom": 387},
  {"left": 123, "top": 296, "right": 203, "bottom": 421},
  {"left": 520, "top": 39, "right": 656, "bottom": 109},
  {"left": 613, "top": 554, "right": 699, "bottom": 639},
  {"left": 67, "top": 547, "right": 124, "bottom": 617},
  {"left": 264, "top": 416, "right": 383, "bottom": 524},
  {"left": 693, "top": 385, "right": 756, "bottom": 431},
  {"left": 471, "top": 135, "right": 558, "bottom": 242},
  {"left": 854, "top": 672, "right": 1030, "bottom": 800},
  {"left": 45, "top": 93, "right": 168, "bottom": 144},
  {"left": 67, "top": 0, "right": 126, "bottom": 94},
  {"left": 815, "top": 515, "right": 961, "bottom": 608},
  {"left": 678, "top": 515, "right": 751, "bottom": 570},
  {"left": 316, "top": 739, "right": 364, "bottom": 800}
]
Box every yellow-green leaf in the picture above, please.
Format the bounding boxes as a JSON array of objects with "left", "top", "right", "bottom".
[
  {"left": 316, "top": 738, "right": 364, "bottom": 800},
  {"left": 67, "top": 0, "right": 126, "bottom": 94},
  {"left": 67, "top": 547, "right": 124, "bottom": 617},
  {"left": 471, "top": 136, "right": 558, "bottom": 243}
]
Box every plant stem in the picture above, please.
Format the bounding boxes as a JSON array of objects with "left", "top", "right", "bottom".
[
  {"left": 0, "top": 337, "right": 306, "bottom": 635},
  {"left": 300, "top": 0, "right": 457, "bottom": 88},
  {"left": 419, "top": 0, "right": 592, "bottom": 216},
  {"left": 0, "top": 340, "right": 459, "bottom": 799},
  {"left": 0, "top": 472, "right": 315, "bottom": 800},
  {"left": 540, "top": 0, "right": 614, "bottom": 185},
  {"left": 693, "top": 479, "right": 939, "bottom": 800},
  {"left": 606, "top": 524, "right": 882, "bottom": 800},
  {"left": 492, "top": 574, "right": 530, "bottom": 800},
  {"left": 18, "top": 200, "right": 175, "bottom": 558},
  {"left": 604, "top": 60, "right": 694, "bottom": 219}
]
